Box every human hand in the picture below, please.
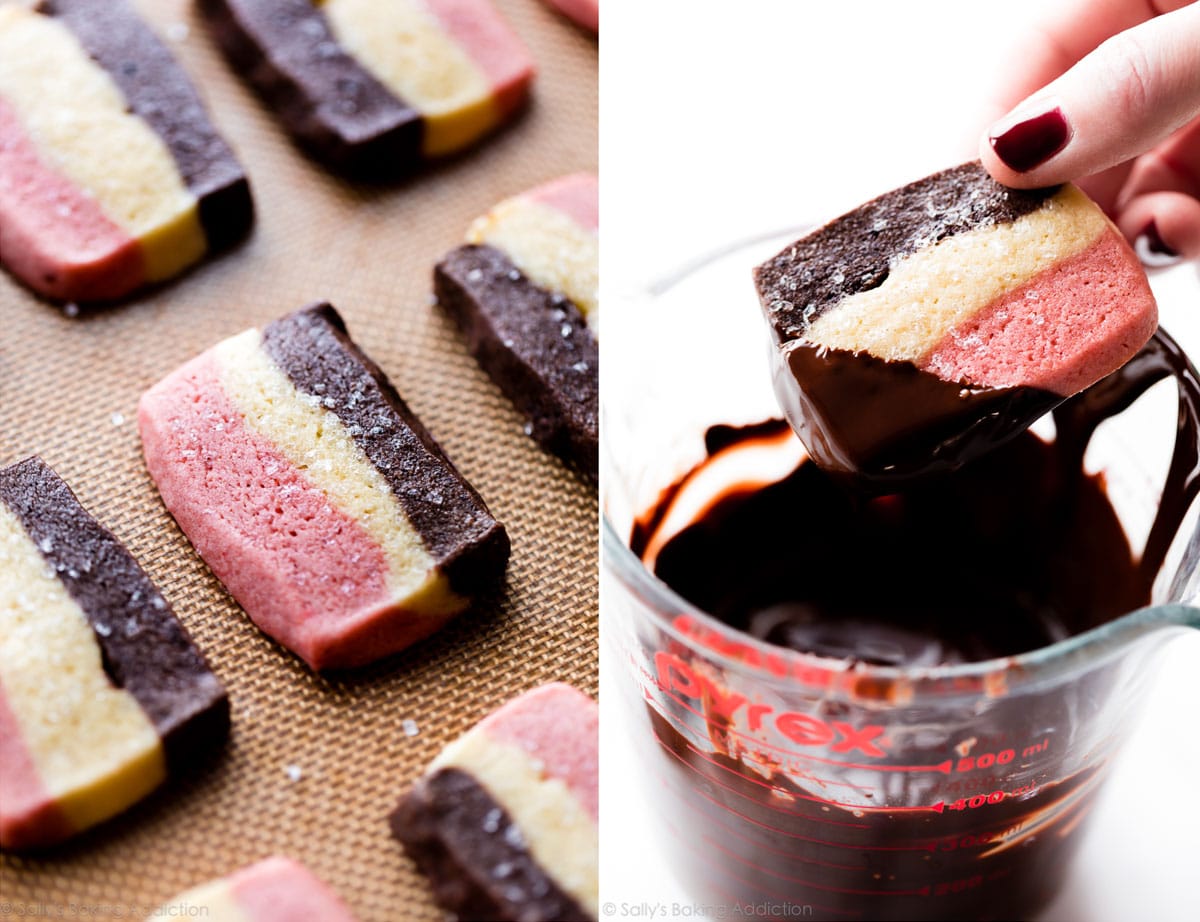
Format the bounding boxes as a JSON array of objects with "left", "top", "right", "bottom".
[{"left": 979, "top": 0, "right": 1200, "bottom": 261}]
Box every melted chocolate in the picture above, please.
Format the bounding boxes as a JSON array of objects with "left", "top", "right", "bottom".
[
  {"left": 774, "top": 341, "right": 1063, "bottom": 483},
  {"left": 648, "top": 706, "right": 1105, "bottom": 922},
  {"left": 632, "top": 329, "right": 1200, "bottom": 920},
  {"left": 638, "top": 329, "right": 1200, "bottom": 665}
]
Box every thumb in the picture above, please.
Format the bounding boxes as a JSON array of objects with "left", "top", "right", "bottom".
[{"left": 980, "top": 1, "right": 1200, "bottom": 188}]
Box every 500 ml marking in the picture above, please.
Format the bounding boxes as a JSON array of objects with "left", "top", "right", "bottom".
[{"left": 953, "top": 738, "right": 1049, "bottom": 773}]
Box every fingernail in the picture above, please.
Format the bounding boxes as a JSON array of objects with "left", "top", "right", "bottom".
[
  {"left": 989, "top": 105, "right": 1071, "bottom": 173},
  {"left": 1135, "top": 220, "right": 1181, "bottom": 267}
]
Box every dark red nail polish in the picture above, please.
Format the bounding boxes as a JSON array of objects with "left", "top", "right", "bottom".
[{"left": 989, "top": 106, "right": 1070, "bottom": 173}]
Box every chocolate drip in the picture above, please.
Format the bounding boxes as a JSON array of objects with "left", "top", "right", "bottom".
[
  {"left": 638, "top": 329, "right": 1200, "bottom": 665},
  {"left": 261, "top": 304, "right": 510, "bottom": 595},
  {"left": 774, "top": 341, "right": 1063, "bottom": 483},
  {"left": 391, "top": 768, "right": 591, "bottom": 922},
  {"left": 1054, "top": 329, "right": 1200, "bottom": 587},
  {"left": 41, "top": 0, "right": 253, "bottom": 251},
  {"left": 0, "top": 457, "right": 229, "bottom": 772},
  {"left": 754, "top": 162, "right": 1058, "bottom": 339},
  {"left": 436, "top": 244, "right": 599, "bottom": 482},
  {"left": 197, "top": 0, "right": 423, "bottom": 176}
]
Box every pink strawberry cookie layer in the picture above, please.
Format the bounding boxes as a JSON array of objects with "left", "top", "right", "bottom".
[
  {"left": 542, "top": 0, "right": 598, "bottom": 33},
  {"left": 0, "top": 677, "right": 73, "bottom": 849},
  {"left": 466, "top": 172, "right": 599, "bottom": 326},
  {"left": 423, "top": 0, "right": 535, "bottom": 117},
  {"left": 0, "top": 97, "right": 143, "bottom": 301},
  {"left": 429, "top": 682, "right": 600, "bottom": 916},
  {"left": 525, "top": 172, "right": 599, "bottom": 231},
  {"left": 475, "top": 682, "right": 599, "bottom": 820},
  {"left": 138, "top": 352, "right": 398, "bottom": 670},
  {"left": 230, "top": 857, "right": 358, "bottom": 921},
  {"left": 152, "top": 856, "right": 357, "bottom": 921},
  {"left": 921, "top": 227, "right": 1159, "bottom": 396}
]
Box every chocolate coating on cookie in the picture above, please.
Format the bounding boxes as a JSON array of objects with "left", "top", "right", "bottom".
[
  {"left": 779, "top": 343, "right": 1062, "bottom": 481},
  {"left": 390, "top": 768, "right": 591, "bottom": 922},
  {"left": 435, "top": 245, "right": 599, "bottom": 482}
]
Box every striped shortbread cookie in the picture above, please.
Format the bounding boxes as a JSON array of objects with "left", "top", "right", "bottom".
[
  {"left": 138, "top": 303, "right": 509, "bottom": 671},
  {"left": 199, "top": 0, "right": 535, "bottom": 174},
  {"left": 0, "top": 457, "right": 228, "bottom": 850},
  {"left": 754, "top": 161, "right": 1158, "bottom": 477},
  {"left": 0, "top": 0, "right": 252, "bottom": 303},
  {"left": 148, "top": 857, "right": 357, "bottom": 921},
  {"left": 436, "top": 174, "right": 599, "bottom": 481},
  {"left": 391, "top": 683, "right": 599, "bottom": 922}
]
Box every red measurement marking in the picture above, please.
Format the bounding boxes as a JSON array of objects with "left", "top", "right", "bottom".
[
  {"left": 703, "top": 829, "right": 934, "bottom": 897},
  {"left": 657, "top": 705, "right": 868, "bottom": 790},
  {"left": 660, "top": 699, "right": 865, "bottom": 788},
  {"left": 664, "top": 815, "right": 866, "bottom": 918},
  {"left": 655, "top": 737, "right": 939, "bottom": 853},
  {"left": 649, "top": 724, "right": 873, "bottom": 827},
  {"left": 945, "top": 791, "right": 1006, "bottom": 812},
  {"left": 690, "top": 795, "right": 872, "bottom": 871},
  {"left": 657, "top": 685, "right": 953, "bottom": 774},
  {"left": 654, "top": 719, "right": 946, "bottom": 819}
]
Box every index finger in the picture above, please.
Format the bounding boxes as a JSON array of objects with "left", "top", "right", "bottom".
[{"left": 984, "top": 0, "right": 1194, "bottom": 122}]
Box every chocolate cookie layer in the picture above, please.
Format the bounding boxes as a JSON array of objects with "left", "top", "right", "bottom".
[
  {"left": 754, "top": 162, "right": 1058, "bottom": 340},
  {"left": 436, "top": 245, "right": 599, "bottom": 481},
  {"left": 139, "top": 303, "right": 510, "bottom": 670},
  {"left": 391, "top": 768, "right": 591, "bottom": 922},
  {"left": 197, "top": 0, "right": 421, "bottom": 175},
  {"left": 261, "top": 303, "right": 510, "bottom": 594},
  {"left": 0, "top": 457, "right": 229, "bottom": 772},
  {"left": 41, "top": 0, "right": 253, "bottom": 251},
  {"left": 753, "top": 162, "right": 1156, "bottom": 481}
]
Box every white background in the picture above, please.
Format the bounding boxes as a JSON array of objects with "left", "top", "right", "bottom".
[{"left": 600, "top": 2, "right": 1200, "bottom": 920}]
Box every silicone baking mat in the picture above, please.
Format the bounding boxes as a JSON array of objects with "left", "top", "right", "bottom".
[{"left": 0, "top": 0, "right": 597, "bottom": 918}]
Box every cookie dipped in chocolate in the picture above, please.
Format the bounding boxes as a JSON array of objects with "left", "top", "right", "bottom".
[
  {"left": 636, "top": 330, "right": 1200, "bottom": 666},
  {"left": 754, "top": 162, "right": 1158, "bottom": 484}
]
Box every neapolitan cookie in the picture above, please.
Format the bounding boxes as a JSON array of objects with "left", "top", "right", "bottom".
[
  {"left": 753, "top": 161, "right": 1158, "bottom": 480},
  {"left": 0, "top": 457, "right": 228, "bottom": 850},
  {"left": 390, "top": 682, "right": 599, "bottom": 922},
  {"left": 199, "top": 0, "right": 535, "bottom": 175},
  {"left": 138, "top": 303, "right": 510, "bottom": 671},
  {"left": 147, "top": 856, "right": 358, "bottom": 921},
  {"left": 0, "top": 0, "right": 252, "bottom": 303},
  {"left": 436, "top": 174, "right": 599, "bottom": 481}
]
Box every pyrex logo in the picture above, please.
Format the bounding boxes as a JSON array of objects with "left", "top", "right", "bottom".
[{"left": 654, "top": 650, "right": 890, "bottom": 758}]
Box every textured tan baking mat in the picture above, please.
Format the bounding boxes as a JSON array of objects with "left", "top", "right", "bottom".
[{"left": 0, "top": 0, "right": 597, "bottom": 918}]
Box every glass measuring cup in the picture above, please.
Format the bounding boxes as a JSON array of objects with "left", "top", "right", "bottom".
[{"left": 601, "top": 231, "right": 1200, "bottom": 921}]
